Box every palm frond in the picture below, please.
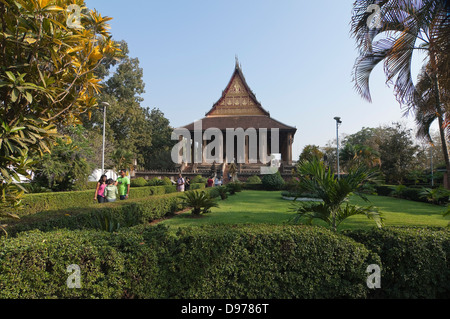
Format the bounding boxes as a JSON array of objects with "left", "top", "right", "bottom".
[{"left": 335, "top": 203, "right": 384, "bottom": 229}]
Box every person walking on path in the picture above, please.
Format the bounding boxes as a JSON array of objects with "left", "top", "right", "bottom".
[
  {"left": 176, "top": 173, "right": 185, "bottom": 192},
  {"left": 94, "top": 174, "right": 107, "bottom": 203},
  {"left": 104, "top": 178, "right": 119, "bottom": 202},
  {"left": 117, "top": 169, "right": 130, "bottom": 200},
  {"left": 185, "top": 177, "right": 191, "bottom": 191},
  {"left": 207, "top": 176, "right": 214, "bottom": 188}
]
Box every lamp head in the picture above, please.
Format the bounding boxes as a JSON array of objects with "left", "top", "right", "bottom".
[{"left": 334, "top": 117, "right": 342, "bottom": 124}]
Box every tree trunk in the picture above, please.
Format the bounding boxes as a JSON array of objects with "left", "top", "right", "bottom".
[
  {"left": 437, "top": 115, "right": 450, "bottom": 189},
  {"left": 430, "top": 49, "right": 450, "bottom": 189}
]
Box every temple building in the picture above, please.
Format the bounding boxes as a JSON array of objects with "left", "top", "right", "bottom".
[{"left": 177, "top": 59, "right": 297, "bottom": 177}]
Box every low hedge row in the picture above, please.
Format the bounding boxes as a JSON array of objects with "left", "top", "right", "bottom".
[
  {"left": 3, "top": 188, "right": 212, "bottom": 238},
  {"left": 3, "top": 184, "right": 205, "bottom": 218},
  {"left": 0, "top": 224, "right": 379, "bottom": 299},
  {"left": 344, "top": 227, "right": 450, "bottom": 298}
]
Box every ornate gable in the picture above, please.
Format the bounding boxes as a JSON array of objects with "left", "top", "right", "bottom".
[{"left": 206, "top": 61, "right": 270, "bottom": 117}]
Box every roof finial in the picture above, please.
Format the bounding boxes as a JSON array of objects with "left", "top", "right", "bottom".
[{"left": 235, "top": 55, "right": 239, "bottom": 69}]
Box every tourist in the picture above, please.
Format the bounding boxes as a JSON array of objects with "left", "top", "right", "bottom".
[
  {"left": 104, "top": 179, "right": 118, "bottom": 202},
  {"left": 185, "top": 177, "right": 191, "bottom": 191},
  {"left": 214, "top": 176, "right": 220, "bottom": 187},
  {"left": 176, "top": 173, "right": 185, "bottom": 192},
  {"left": 117, "top": 169, "right": 130, "bottom": 200},
  {"left": 94, "top": 174, "right": 107, "bottom": 203},
  {"left": 207, "top": 176, "right": 214, "bottom": 188}
]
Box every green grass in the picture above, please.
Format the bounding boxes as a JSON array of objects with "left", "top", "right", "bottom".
[{"left": 161, "top": 190, "right": 449, "bottom": 231}]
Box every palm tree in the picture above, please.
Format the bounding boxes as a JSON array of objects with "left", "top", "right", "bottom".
[
  {"left": 340, "top": 143, "right": 381, "bottom": 170},
  {"left": 351, "top": 0, "right": 450, "bottom": 187},
  {"left": 182, "top": 191, "right": 219, "bottom": 215},
  {"left": 290, "top": 158, "right": 384, "bottom": 232},
  {"left": 110, "top": 149, "right": 134, "bottom": 172},
  {"left": 414, "top": 64, "right": 450, "bottom": 181}
]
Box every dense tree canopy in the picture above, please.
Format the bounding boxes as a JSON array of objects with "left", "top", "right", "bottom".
[
  {"left": 0, "top": 0, "right": 119, "bottom": 212},
  {"left": 80, "top": 41, "right": 176, "bottom": 171}
]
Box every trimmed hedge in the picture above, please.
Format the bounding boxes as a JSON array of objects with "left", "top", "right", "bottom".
[
  {"left": 3, "top": 192, "right": 187, "bottom": 237},
  {"left": 344, "top": 227, "right": 450, "bottom": 299},
  {"left": 0, "top": 224, "right": 379, "bottom": 299},
  {"left": 0, "top": 230, "right": 131, "bottom": 298},
  {"left": 3, "top": 184, "right": 204, "bottom": 219}
]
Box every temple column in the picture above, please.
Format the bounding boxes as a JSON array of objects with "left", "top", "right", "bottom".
[
  {"left": 287, "top": 133, "right": 293, "bottom": 165},
  {"left": 202, "top": 138, "right": 207, "bottom": 164},
  {"left": 245, "top": 135, "right": 249, "bottom": 164}
]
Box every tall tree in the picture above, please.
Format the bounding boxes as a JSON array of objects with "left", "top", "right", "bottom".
[
  {"left": 140, "top": 108, "right": 176, "bottom": 171},
  {"left": 0, "top": 0, "right": 118, "bottom": 214},
  {"left": 376, "top": 123, "right": 419, "bottom": 184},
  {"left": 413, "top": 64, "right": 450, "bottom": 185},
  {"left": 342, "top": 124, "right": 421, "bottom": 184},
  {"left": 340, "top": 143, "right": 381, "bottom": 170},
  {"left": 298, "top": 145, "right": 324, "bottom": 162},
  {"left": 81, "top": 41, "right": 153, "bottom": 170}
]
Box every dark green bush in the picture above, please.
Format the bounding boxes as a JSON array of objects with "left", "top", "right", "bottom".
[
  {"left": 216, "top": 186, "right": 228, "bottom": 200},
  {"left": 261, "top": 171, "right": 285, "bottom": 191},
  {"left": 226, "top": 182, "right": 243, "bottom": 195},
  {"left": 344, "top": 227, "right": 450, "bottom": 298},
  {"left": 394, "top": 186, "right": 428, "bottom": 203},
  {"left": 0, "top": 224, "right": 378, "bottom": 299},
  {"left": 374, "top": 185, "right": 395, "bottom": 197},
  {"left": 242, "top": 183, "right": 265, "bottom": 191}
]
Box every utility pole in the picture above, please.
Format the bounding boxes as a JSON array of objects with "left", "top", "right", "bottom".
[
  {"left": 334, "top": 117, "right": 342, "bottom": 180},
  {"left": 101, "top": 102, "right": 109, "bottom": 173}
]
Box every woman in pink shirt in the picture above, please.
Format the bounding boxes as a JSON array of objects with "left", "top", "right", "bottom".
[{"left": 94, "top": 174, "right": 107, "bottom": 203}]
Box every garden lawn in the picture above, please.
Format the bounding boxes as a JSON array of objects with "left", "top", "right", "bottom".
[{"left": 161, "top": 190, "right": 449, "bottom": 231}]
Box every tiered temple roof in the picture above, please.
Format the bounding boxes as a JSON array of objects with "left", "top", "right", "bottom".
[{"left": 182, "top": 60, "right": 297, "bottom": 134}]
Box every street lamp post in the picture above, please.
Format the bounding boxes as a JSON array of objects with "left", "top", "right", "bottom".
[
  {"left": 334, "top": 117, "right": 342, "bottom": 180},
  {"left": 101, "top": 102, "right": 109, "bottom": 173}
]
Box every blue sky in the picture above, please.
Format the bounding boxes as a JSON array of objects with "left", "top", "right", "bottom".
[{"left": 85, "top": 0, "right": 429, "bottom": 159}]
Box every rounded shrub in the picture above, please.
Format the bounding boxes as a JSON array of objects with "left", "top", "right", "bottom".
[
  {"left": 261, "top": 171, "right": 285, "bottom": 191},
  {"left": 161, "top": 177, "right": 173, "bottom": 186},
  {"left": 191, "top": 175, "right": 207, "bottom": 184},
  {"left": 246, "top": 175, "right": 262, "bottom": 184},
  {"left": 131, "top": 177, "right": 147, "bottom": 187}
]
